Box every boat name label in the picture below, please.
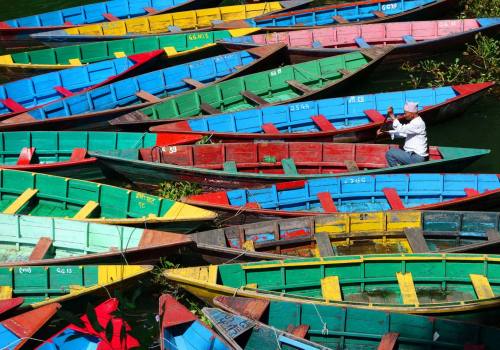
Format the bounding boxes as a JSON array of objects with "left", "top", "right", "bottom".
[
  {"left": 290, "top": 103, "right": 311, "bottom": 111},
  {"left": 18, "top": 267, "right": 32, "bottom": 274},
  {"left": 210, "top": 309, "right": 255, "bottom": 339},
  {"left": 56, "top": 267, "right": 73, "bottom": 274},
  {"left": 381, "top": 3, "right": 398, "bottom": 11},
  {"left": 188, "top": 33, "right": 210, "bottom": 40},
  {"left": 269, "top": 68, "right": 282, "bottom": 77},
  {"left": 348, "top": 96, "right": 366, "bottom": 103},
  {"left": 342, "top": 177, "right": 367, "bottom": 184}
]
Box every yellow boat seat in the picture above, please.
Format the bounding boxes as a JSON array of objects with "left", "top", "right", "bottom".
[
  {"left": 321, "top": 276, "right": 342, "bottom": 302},
  {"left": 470, "top": 274, "right": 495, "bottom": 299},
  {"left": 3, "top": 188, "right": 38, "bottom": 215},
  {"left": 396, "top": 272, "right": 419, "bottom": 306},
  {"left": 73, "top": 200, "right": 99, "bottom": 220}
]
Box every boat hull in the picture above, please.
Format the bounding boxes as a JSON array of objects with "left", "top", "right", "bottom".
[
  {"left": 220, "top": 21, "right": 500, "bottom": 65},
  {"left": 93, "top": 148, "right": 486, "bottom": 189}
]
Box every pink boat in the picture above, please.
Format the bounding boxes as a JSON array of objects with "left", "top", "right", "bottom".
[{"left": 219, "top": 18, "right": 500, "bottom": 63}]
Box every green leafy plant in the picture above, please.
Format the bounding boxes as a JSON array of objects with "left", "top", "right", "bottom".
[
  {"left": 401, "top": 34, "right": 499, "bottom": 91},
  {"left": 156, "top": 181, "right": 202, "bottom": 201},
  {"left": 459, "top": 0, "right": 500, "bottom": 17}
]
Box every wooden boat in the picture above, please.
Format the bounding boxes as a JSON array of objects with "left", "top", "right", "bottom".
[
  {"left": 0, "top": 298, "right": 23, "bottom": 317},
  {"left": 165, "top": 253, "right": 500, "bottom": 325},
  {"left": 150, "top": 82, "right": 494, "bottom": 143},
  {"left": 0, "top": 213, "right": 193, "bottom": 266},
  {"left": 30, "top": 1, "right": 312, "bottom": 45},
  {"left": 0, "top": 303, "right": 60, "bottom": 350},
  {"left": 0, "top": 28, "right": 260, "bottom": 79},
  {"left": 0, "top": 50, "right": 165, "bottom": 120},
  {"left": 215, "top": 0, "right": 459, "bottom": 31},
  {"left": 191, "top": 210, "right": 500, "bottom": 264},
  {"left": 219, "top": 18, "right": 500, "bottom": 64},
  {"left": 0, "top": 131, "right": 172, "bottom": 180},
  {"left": 215, "top": 296, "right": 500, "bottom": 349},
  {"left": 0, "top": 0, "right": 216, "bottom": 36},
  {"left": 0, "top": 45, "right": 287, "bottom": 132},
  {"left": 159, "top": 294, "right": 231, "bottom": 350},
  {"left": 90, "top": 142, "right": 489, "bottom": 188},
  {"left": 184, "top": 173, "right": 500, "bottom": 220},
  {"left": 112, "top": 48, "right": 391, "bottom": 129},
  {"left": 37, "top": 299, "right": 138, "bottom": 350},
  {"left": 0, "top": 168, "right": 216, "bottom": 232},
  {"left": 203, "top": 307, "right": 328, "bottom": 350},
  {"left": 2, "top": 264, "right": 151, "bottom": 309}
]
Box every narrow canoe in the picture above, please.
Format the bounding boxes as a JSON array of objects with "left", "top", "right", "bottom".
[
  {"left": 0, "top": 213, "right": 193, "bottom": 266},
  {"left": 112, "top": 48, "right": 391, "bottom": 129},
  {"left": 89, "top": 142, "right": 489, "bottom": 188},
  {"left": 0, "top": 303, "right": 60, "bottom": 350},
  {"left": 215, "top": 0, "right": 459, "bottom": 31},
  {"left": 0, "top": 298, "right": 24, "bottom": 317},
  {"left": 0, "top": 28, "right": 260, "bottom": 78},
  {"left": 219, "top": 18, "right": 500, "bottom": 64},
  {"left": 0, "top": 44, "right": 287, "bottom": 131},
  {"left": 29, "top": 1, "right": 312, "bottom": 45},
  {"left": 184, "top": 173, "right": 500, "bottom": 220},
  {"left": 0, "top": 0, "right": 217, "bottom": 36},
  {"left": 215, "top": 296, "right": 500, "bottom": 349},
  {"left": 1, "top": 264, "right": 151, "bottom": 309},
  {"left": 0, "top": 50, "right": 164, "bottom": 120},
  {"left": 192, "top": 210, "right": 500, "bottom": 264},
  {"left": 159, "top": 294, "right": 231, "bottom": 350},
  {"left": 0, "top": 131, "right": 169, "bottom": 180},
  {"left": 203, "top": 307, "right": 328, "bottom": 350},
  {"left": 165, "top": 253, "right": 500, "bottom": 325},
  {"left": 0, "top": 168, "right": 216, "bottom": 232},
  {"left": 37, "top": 298, "right": 138, "bottom": 350},
  {"left": 150, "top": 82, "right": 494, "bottom": 143}
]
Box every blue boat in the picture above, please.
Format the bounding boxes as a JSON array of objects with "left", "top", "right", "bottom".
[
  {"left": 0, "top": 44, "right": 285, "bottom": 131},
  {"left": 151, "top": 82, "right": 494, "bottom": 143},
  {"left": 160, "top": 294, "right": 230, "bottom": 350},
  {"left": 185, "top": 173, "right": 500, "bottom": 219},
  {"left": 0, "top": 0, "right": 213, "bottom": 35},
  {"left": 0, "top": 50, "right": 165, "bottom": 120},
  {"left": 216, "top": 0, "right": 457, "bottom": 30}
]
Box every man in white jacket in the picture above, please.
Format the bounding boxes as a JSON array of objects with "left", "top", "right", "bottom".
[{"left": 376, "top": 101, "right": 428, "bottom": 166}]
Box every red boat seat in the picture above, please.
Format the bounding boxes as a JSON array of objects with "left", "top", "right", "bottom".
[
  {"left": 69, "top": 148, "right": 87, "bottom": 161},
  {"left": 317, "top": 192, "right": 337, "bottom": 213},
  {"left": 311, "top": 115, "right": 336, "bottom": 131},
  {"left": 378, "top": 332, "right": 399, "bottom": 350},
  {"left": 0, "top": 22, "right": 12, "bottom": 29},
  {"left": 371, "top": 10, "right": 386, "bottom": 18},
  {"left": 144, "top": 7, "right": 157, "bottom": 14},
  {"left": 102, "top": 13, "right": 120, "bottom": 21},
  {"left": 364, "top": 109, "right": 386, "bottom": 123},
  {"left": 262, "top": 123, "right": 281, "bottom": 134},
  {"left": 383, "top": 188, "right": 405, "bottom": 210},
  {"left": 54, "top": 86, "right": 74, "bottom": 97},
  {"left": 29, "top": 237, "right": 53, "bottom": 261},
  {"left": 332, "top": 15, "right": 349, "bottom": 24},
  {"left": 17, "top": 147, "right": 35, "bottom": 165},
  {"left": 276, "top": 180, "right": 305, "bottom": 191},
  {"left": 286, "top": 324, "right": 310, "bottom": 339},
  {"left": 1, "top": 98, "right": 26, "bottom": 113},
  {"left": 464, "top": 188, "right": 480, "bottom": 197},
  {"left": 244, "top": 202, "right": 261, "bottom": 209}
]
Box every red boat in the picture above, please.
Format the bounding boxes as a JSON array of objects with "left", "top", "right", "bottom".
[
  {"left": 0, "top": 303, "right": 60, "bottom": 349},
  {"left": 0, "top": 297, "right": 23, "bottom": 318},
  {"left": 150, "top": 82, "right": 494, "bottom": 144}
]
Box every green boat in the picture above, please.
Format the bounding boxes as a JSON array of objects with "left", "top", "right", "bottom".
[
  {"left": 215, "top": 296, "right": 500, "bottom": 349},
  {"left": 110, "top": 47, "right": 391, "bottom": 128},
  {"left": 0, "top": 213, "right": 192, "bottom": 266},
  {"left": 0, "top": 168, "right": 216, "bottom": 232},
  {"left": 0, "top": 28, "right": 259, "bottom": 78},
  {"left": 0, "top": 131, "right": 164, "bottom": 180},
  {"left": 165, "top": 253, "right": 500, "bottom": 325},
  {"left": 0, "top": 264, "right": 151, "bottom": 309}
]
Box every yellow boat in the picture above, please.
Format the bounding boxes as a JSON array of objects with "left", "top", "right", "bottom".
[
  {"left": 164, "top": 253, "right": 500, "bottom": 325},
  {"left": 30, "top": 1, "right": 309, "bottom": 42},
  {"left": 2, "top": 265, "right": 152, "bottom": 308},
  {"left": 0, "top": 28, "right": 260, "bottom": 77}
]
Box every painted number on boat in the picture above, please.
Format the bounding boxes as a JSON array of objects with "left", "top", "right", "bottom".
[
  {"left": 210, "top": 309, "right": 255, "bottom": 339},
  {"left": 290, "top": 103, "right": 311, "bottom": 111},
  {"left": 270, "top": 68, "right": 282, "bottom": 77},
  {"left": 348, "top": 96, "right": 365, "bottom": 103},
  {"left": 381, "top": 3, "right": 398, "bottom": 10},
  {"left": 136, "top": 193, "right": 156, "bottom": 208},
  {"left": 188, "top": 33, "right": 209, "bottom": 40},
  {"left": 56, "top": 267, "right": 73, "bottom": 274},
  {"left": 342, "top": 177, "right": 367, "bottom": 184},
  {"left": 161, "top": 146, "right": 177, "bottom": 154},
  {"left": 18, "top": 267, "right": 32, "bottom": 274}
]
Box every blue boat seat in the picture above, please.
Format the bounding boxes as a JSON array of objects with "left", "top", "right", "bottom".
[
  {"left": 355, "top": 37, "right": 371, "bottom": 48},
  {"left": 403, "top": 35, "right": 416, "bottom": 44}
]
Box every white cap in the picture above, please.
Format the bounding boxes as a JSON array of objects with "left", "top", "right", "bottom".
[{"left": 404, "top": 101, "right": 418, "bottom": 113}]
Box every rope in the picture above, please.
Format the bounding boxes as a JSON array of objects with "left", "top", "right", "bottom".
[
  {"left": 221, "top": 251, "right": 247, "bottom": 265},
  {"left": 1, "top": 337, "right": 47, "bottom": 349},
  {"left": 312, "top": 303, "right": 329, "bottom": 336}
]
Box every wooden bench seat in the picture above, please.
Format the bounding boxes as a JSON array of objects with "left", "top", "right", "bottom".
[
  {"left": 136, "top": 90, "right": 161, "bottom": 103},
  {"left": 470, "top": 274, "right": 495, "bottom": 299},
  {"left": 396, "top": 272, "right": 419, "bottom": 305},
  {"left": 241, "top": 91, "right": 269, "bottom": 106},
  {"left": 317, "top": 192, "right": 337, "bottom": 213},
  {"left": 16, "top": 147, "right": 35, "bottom": 165},
  {"left": 183, "top": 78, "right": 205, "bottom": 89},
  {"left": 321, "top": 276, "right": 342, "bottom": 301},
  {"left": 29, "top": 237, "right": 53, "bottom": 261},
  {"left": 73, "top": 200, "right": 99, "bottom": 220},
  {"left": 282, "top": 158, "right": 298, "bottom": 175},
  {"left": 3, "top": 188, "right": 38, "bottom": 215},
  {"left": 315, "top": 232, "right": 335, "bottom": 257}
]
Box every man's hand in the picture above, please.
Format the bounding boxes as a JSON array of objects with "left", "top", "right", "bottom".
[{"left": 376, "top": 128, "right": 384, "bottom": 136}]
